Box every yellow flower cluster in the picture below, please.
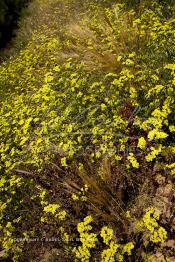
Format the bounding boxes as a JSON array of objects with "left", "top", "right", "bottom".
[
  {"left": 100, "top": 226, "right": 134, "bottom": 262},
  {"left": 43, "top": 204, "right": 60, "bottom": 214},
  {"left": 122, "top": 242, "right": 135, "bottom": 256},
  {"left": 166, "top": 162, "right": 175, "bottom": 175},
  {"left": 42, "top": 203, "right": 67, "bottom": 220},
  {"left": 100, "top": 226, "right": 114, "bottom": 245},
  {"left": 73, "top": 216, "right": 97, "bottom": 262},
  {"left": 101, "top": 241, "right": 119, "bottom": 262},
  {"left": 148, "top": 129, "right": 168, "bottom": 141},
  {"left": 127, "top": 153, "right": 139, "bottom": 169},
  {"left": 137, "top": 137, "right": 146, "bottom": 149},
  {"left": 60, "top": 226, "right": 69, "bottom": 243},
  {"left": 145, "top": 145, "right": 162, "bottom": 162},
  {"left": 72, "top": 184, "right": 88, "bottom": 202},
  {"left": 137, "top": 207, "right": 167, "bottom": 244}
]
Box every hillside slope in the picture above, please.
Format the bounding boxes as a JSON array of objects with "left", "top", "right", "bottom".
[{"left": 0, "top": 0, "right": 175, "bottom": 261}]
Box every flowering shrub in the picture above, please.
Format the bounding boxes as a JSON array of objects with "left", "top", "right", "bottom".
[{"left": 0, "top": 0, "right": 175, "bottom": 261}]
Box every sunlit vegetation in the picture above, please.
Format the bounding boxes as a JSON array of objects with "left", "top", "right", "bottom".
[{"left": 0, "top": 0, "right": 175, "bottom": 261}]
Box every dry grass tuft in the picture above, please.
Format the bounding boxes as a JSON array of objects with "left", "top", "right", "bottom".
[{"left": 13, "top": 0, "right": 152, "bottom": 73}]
